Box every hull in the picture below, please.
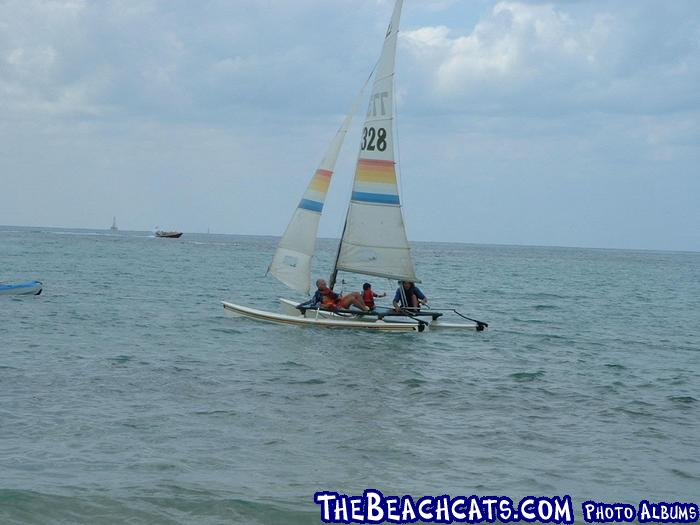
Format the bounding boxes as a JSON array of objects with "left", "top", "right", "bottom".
[
  {"left": 0, "top": 280, "right": 43, "bottom": 296},
  {"left": 279, "top": 298, "right": 481, "bottom": 330},
  {"left": 223, "top": 301, "right": 423, "bottom": 332},
  {"left": 155, "top": 231, "right": 182, "bottom": 238},
  {"left": 223, "top": 299, "right": 484, "bottom": 332}
]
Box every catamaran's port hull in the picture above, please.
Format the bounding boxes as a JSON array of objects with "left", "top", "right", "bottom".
[{"left": 223, "top": 301, "right": 423, "bottom": 332}]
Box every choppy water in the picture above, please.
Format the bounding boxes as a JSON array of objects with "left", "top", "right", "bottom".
[{"left": 1, "top": 226, "right": 699, "bottom": 524}]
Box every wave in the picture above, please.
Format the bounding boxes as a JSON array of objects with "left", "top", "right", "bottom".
[
  {"left": 0, "top": 488, "right": 317, "bottom": 525},
  {"left": 509, "top": 370, "right": 546, "bottom": 382}
]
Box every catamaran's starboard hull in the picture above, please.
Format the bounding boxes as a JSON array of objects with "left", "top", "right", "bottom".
[
  {"left": 278, "top": 298, "right": 482, "bottom": 331},
  {"left": 0, "top": 280, "right": 43, "bottom": 296},
  {"left": 222, "top": 301, "right": 423, "bottom": 332}
]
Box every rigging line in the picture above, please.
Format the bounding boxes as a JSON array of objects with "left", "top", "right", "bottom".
[
  {"left": 321, "top": 57, "right": 378, "bottom": 189},
  {"left": 394, "top": 71, "right": 404, "bottom": 206},
  {"left": 329, "top": 59, "right": 380, "bottom": 290},
  {"left": 393, "top": 6, "right": 407, "bottom": 225},
  {"left": 411, "top": 307, "right": 488, "bottom": 328},
  {"left": 393, "top": 68, "right": 415, "bottom": 272}
]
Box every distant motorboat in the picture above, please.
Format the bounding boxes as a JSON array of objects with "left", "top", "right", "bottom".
[
  {"left": 155, "top": 230, "right": 182, "bottom": 238},
  {"left": 0, "top": 280, "right": 43, "bottom": 296},
  {"left": 110, "top": 217, "right": 118, "bottom": 231}
]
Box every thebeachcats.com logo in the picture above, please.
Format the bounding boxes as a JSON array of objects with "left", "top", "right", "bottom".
[{"left": 313, "top": 490, "right": 699, "bottom": 524}]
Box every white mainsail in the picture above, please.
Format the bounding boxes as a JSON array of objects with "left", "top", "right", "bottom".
[
  {"left": 267, "top": 110, "right": 356, "bottom": 295},
  {"left": 332, "top": 0, "right": 419, "bottom": 285}
]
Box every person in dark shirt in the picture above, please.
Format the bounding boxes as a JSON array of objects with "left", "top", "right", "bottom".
[{"left": 392, "top": 281, "right": 427, "bottom": 311}]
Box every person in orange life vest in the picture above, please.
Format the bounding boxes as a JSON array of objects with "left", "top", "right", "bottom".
[
  {"left": 298, "top": 279, "right": 369, "bottom": 311},
  {"left": 362, "top": 282, "right": 386, "bottom": 310}
]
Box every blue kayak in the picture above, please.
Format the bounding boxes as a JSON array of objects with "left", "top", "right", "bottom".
[{"left": 0, "top": 280, "right": 43, "bottom": 296}]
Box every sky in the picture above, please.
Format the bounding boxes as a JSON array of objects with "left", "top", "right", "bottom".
[{"left": 1, "top": 0, "right": 698, "bottom": 251}]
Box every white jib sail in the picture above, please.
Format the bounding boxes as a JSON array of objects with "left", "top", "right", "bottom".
[
  {"left": 334, "top": 0, "right": 418, "bottom": 283},
  {"left": 268, "top": 108, "right": 358, "bottom": 295}
]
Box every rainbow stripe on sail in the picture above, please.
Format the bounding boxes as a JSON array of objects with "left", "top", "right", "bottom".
[
  {"left": 298, "top": 169, "right": 333, "bottom": 213},
  {"left": 351, "top": 158, "right": 400, "bottom": 205}
]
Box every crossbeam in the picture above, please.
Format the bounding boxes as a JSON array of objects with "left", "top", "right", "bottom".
[{"left": 296, "top": 305, "right": 443, "bottom": 321}]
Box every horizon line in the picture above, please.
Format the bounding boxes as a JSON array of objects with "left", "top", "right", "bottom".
[{"left": 1, "top": 223, "right": 697, "bottom": 255}]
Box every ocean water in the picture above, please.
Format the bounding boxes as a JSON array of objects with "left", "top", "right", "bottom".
[{"left": 1, "top": 226, "right": 699, "bottom": 524}]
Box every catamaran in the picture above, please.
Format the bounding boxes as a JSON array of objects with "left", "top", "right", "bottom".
[{"left": 223, "top": 0, "right": 487, "bottom": 332}]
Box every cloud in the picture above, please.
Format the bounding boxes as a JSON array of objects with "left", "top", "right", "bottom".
[
  {"left": 0, "top": 0, "right": 399, "bottom": 125},
  {"left": 400, "top": 1, "right": 700, "bottom": 116},
  {"left": 0, "top": 0, "right": 698, "bottom": 250},
  {"left": 2, "top": 0, "right": 698, "bottom": 124}
]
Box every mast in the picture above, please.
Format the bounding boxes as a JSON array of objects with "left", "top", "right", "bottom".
[{"left": 329, "top": 213, "right": 348, "bottom": 290}]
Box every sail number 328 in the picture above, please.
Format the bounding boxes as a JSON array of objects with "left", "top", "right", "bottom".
[{"left": 361, "top": 127, "right": 387, "bottom": 152}]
